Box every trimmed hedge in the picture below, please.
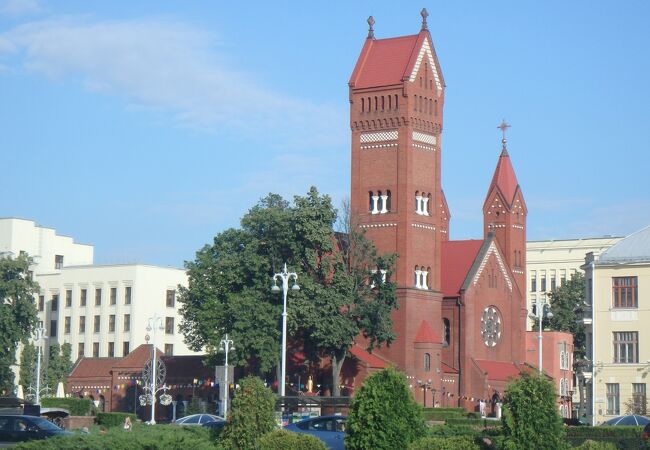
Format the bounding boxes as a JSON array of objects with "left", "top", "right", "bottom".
[
  {"left": 95, "top": 412, "right": 137, "bottom": 428},
  {"left": 41, "top": 397, "right": 95, "bottom": 416},
  {"left": 428, "top": 425, "right": 480, "bottom": 438},
  {"left": 566, "top": 426, "right": 643, "bottom": 450},
  {"left": 445, "top": 417, "right": 489, "bottom": 427},
  {"left": 573, "top": 440, "right": 617, "bottom": 450},
  {"left": 257, "top": 430, "right": 327, "bottom": 450},
  {"left": 13, "top": 424, "right": 217, "bottom": 450},
  {"left": 408, "top": 436, "right": 481, "bottom": 450}
]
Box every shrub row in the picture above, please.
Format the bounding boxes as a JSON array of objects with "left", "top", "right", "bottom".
[
  {"left": 257, "top": 430, "right": 326, "bottom": 450},
  {"left": 445, "top": 417, "right": 489, "bottom": 427},
  {"left": 408, "top": 436, "right": 481, "bottom": 450},
  {"left": 40, "top": 397, "right": 95, "bottom": 416},
  {"left": 566, "top": 426, "right": 643, "bottom": 438},
  {"left": 95, "top": 412, "right": 137, "bottom": 428}
]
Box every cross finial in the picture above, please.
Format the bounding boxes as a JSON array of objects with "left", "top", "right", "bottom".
[
  {"left": 367, "top": 16, "right": 375, "bottom": 39},
  {"left": 497, "top": 119, "right": 510, "bottom": 153},
  {"left": 421, "top": 8, "right": 429, "bottom": 30}
]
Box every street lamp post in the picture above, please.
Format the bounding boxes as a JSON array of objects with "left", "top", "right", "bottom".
[
  {"left": 219, "top": 334, "right": 234, "bottom": 417},
  {"left": 529, "top": 294, "right": 553, "bottom": 373},
  {"left": 34, "top": 323, "right": 47, "bottom": 405},
  {"left": 417, "top": 379, "right": 433, "bottom": 407},
  {"left": 271, "top": 263, "right": 299, "bottom": 398},
  {"left": 145, "top": 315, "right": 164, "bottom": 424}
]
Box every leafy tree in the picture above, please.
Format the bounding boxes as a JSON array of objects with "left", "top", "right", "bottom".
[
  {"left": 501, "top": 372, "right": 567, "bottom": 450},
  {"left": 346, "top": 367, "right": 426, "bottom": 450},
  {"left": 45, "top": 343, "right": 73, "bottom": 392},
  {"left": 221, "top": 376, "right": 276, "bottom": 450},
  {"left": 0, "top": 254, "right": 39, "bottom": 392},
  {"left": 546, "top": 272, "right": 586, "bottom": 358},
  {"left": 18, "top": 340, "right": 37, "bottom": 388}
]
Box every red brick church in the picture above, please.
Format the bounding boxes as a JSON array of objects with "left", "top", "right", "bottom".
[{"left": 342, "top": 10, "right": 532, "bottom": 409}]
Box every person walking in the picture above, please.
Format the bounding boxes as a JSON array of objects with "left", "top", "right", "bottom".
[{"left": 123, "top": 416, "right": 132, "bottom": 432}]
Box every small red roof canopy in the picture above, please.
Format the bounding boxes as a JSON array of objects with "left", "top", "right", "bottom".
[
  {"left": 474, "top": 359, "right": 521, "bottom": 382},
  {"left": 349, "top": 345, "right": 389, "bottom": 369},
  {"left": 413, "top": 320, "right": 442, "bottom": 344}
]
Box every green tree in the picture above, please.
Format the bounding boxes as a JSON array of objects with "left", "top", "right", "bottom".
[
  {"left": 221, "top": 376, "right": 276, "bottom": 450},
  {"left": 18, "top": 340, "right": 37, "bottom": 388},
  {"left": 346, "top": 367, "right": 426, "bottom": 450},
  {"left": 0, "top": 253, "right": 39, "bottom": 392},
  {"left": 45, "top": 343, "right": 73, "bottom": 392},
  {"left": 501, "top": 372, "right": 567, "bottom": 450},
  {"left": 546, "top": 272, "right": 586, "bottom": 358}
]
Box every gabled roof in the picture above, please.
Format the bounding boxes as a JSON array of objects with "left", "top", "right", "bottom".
[
  {"left": 486, "top": 148, "right": 520, "bottom": 206},
  {"left": 349, "top": 345, "right": 389, "bottom": 369},
  {"left": 413, "top": 320, "right": 442, "bottom": 344},
  {"left": 349, "top": 30, "right": 443, "bottom": 90},
  {"left": 474, "top": 359, "right": 521, "bottom": 382},
  {"left": 68, "top": 357, "right": 119, "bottom": 379},
  {"left": 112, "top": 344, "right": 162, "bottom": 369},
  {"left": 441, "top": 240, "right": 484, "bottom": 297},
  {"left": 598, "top": 225, "right": 650, "bottom": 264}
]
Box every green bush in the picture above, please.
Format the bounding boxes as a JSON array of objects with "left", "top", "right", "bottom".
[
  {"left": 566, "top": 426, "right": 644, "bottom": 449},
  {"left": 445, "top": 418, "right": 488, "bottom": 427},
  {"left": 428, "top": 425, "right": 480, "bottom": 438},
  {"left": 346, "top": 367, "right": 426, "bottom": 450},
  {"left": 572, "top": 440, "right": 617, "bottom": 450},
  {"left": 41, "top": 397, "right": 95, "bottom": 416},
  {"left": 13, "top": 423, "right": 217, "bottom": 450},
  {"left": 257, "top": 430, "right": 327, "bottom": 450},
  {"left": 408, "top": 436, "right": 480, "bottom": 450},
  {"left": 95, "top": 412, "right": 137, "bottom": 428},
  {"left": 501, "top": 372, "right": 567, "bottom": 450},
  {"left": 220, "top": 376, "right": 276, "bottom": 450}
]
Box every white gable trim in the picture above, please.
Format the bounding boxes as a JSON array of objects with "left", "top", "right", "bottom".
[
  {"left": 471, "top": 241, "right": 513, "bottom": 291},
  {"left": 408, "top": 38, "right": 442, "bottom": 96}
]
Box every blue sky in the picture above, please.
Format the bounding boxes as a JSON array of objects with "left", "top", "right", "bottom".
[{"left": 1, "top": 0, "right": 649, "bottom": 267}]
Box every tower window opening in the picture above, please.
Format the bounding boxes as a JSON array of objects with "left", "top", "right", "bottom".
[
  {"left": 414, "top": 266, "right": 421, "bottom": 288},
  {"left": 424, "top": 353, "right": 431, "bottom": 372},
  {"left": 377, "top": 190, "right": 384, "bottom": 213},
  {"left": 434, "top": 99, "right": 438, "bottom": 117},
  {"left": 388, "top": 95, "right": 392, "bottom": 110},
  {"left": 420, "top": 76, "right": 423, "bottom": 87},
  {"left": 386, "top": 190, "right": 392, "bottom": 212},
  {"left": 443, "top": 318, "right": 450, "bottom": 346},
  {"left": 361, "top": 97, "right": 365, "bottom": 112},
  {"left": 381, "top": 96, "right": 385, "bottom": 111},
  {"left": 367, "top": 97, "right": 371, "bottom": 111},
  {"left": 415, "top": 191, "right": 421, "bottom": 214},
  {"left": 374, "top": 96, "right": 378, "bottom": 111},
  {"left": 413, "top": 95, "right": 417, "bottom": 112},
  {"left": 395, "top": 94, "right": 398, "bottom": 110}
]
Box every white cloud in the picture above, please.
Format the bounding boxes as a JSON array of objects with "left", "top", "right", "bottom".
[
  {"left": 0, "top": 0, "right": 42, "bottom": 17},
  {"left": 0, "top": 16, "right": 346, "bottom": 147}
]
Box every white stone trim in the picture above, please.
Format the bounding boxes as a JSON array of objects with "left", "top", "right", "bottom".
[
  {"left": 472, "top": 241, "right": 513, "bottom": 291},
  {"left": 412, "top": 223, "right": 435, "bottom": 231},
  {"left": 361, "top": 143, "right": 398, "bottom": 150},
  {"left": 360, "top": 131, "right": 398, "bottom": 143},
  {"left": 412, "top": 131, "right": 437, "bottom": 145},
  {"left": 412, "top": 143, "right": 436, "bottom": 151},
  {"left": 359, "top": 223, "right": 397, "bottom": 229},
  {"left": 408, "top": 38, "right": 443, "bottom": 95}
]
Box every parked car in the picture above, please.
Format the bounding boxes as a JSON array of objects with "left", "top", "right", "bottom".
[
  {"left": 284, "top": 415, "right": 347, "bottom": 450},
  {"left": 0, "top": 415, "right": 72, "bottom": 444},
  {"left": 174, "top": 413, "right": 224, "bottom": 425},
  {"left": 202, "top": 419, "right": 227, "bottom": 432}
]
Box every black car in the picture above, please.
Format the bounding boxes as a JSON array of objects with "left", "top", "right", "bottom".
[{"left": 0, "top": 415, "right": 72, "bottom": 444}]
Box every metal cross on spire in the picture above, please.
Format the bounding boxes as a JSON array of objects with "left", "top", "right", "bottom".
[
  {"left": 421, "top": 8, "right": 429, "bottom": 30},
  {"left": 367, "top": 16, "right": 375, "bottom": 39},
  {"left": 497, "top": 119, "right": 511, "bottom": 153}
]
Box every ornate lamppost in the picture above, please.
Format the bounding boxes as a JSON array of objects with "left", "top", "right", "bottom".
[
  {"left": 139, "top": 315, "right": 171, "bottom": 424},
  {"left": 271, "top": 263, "right": 299, "bottom": 398},
  {"left": 219, "top": 334, "right": 234, "bottom": 417},
  {"left": 33, "top": 322, "right": 48, "bottom": 405},
  {"left": 529, "top": 294, "right": 553, "bottom": 373}
]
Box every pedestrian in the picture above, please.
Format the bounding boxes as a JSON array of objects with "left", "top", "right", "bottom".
[{"left": 123, "top": 416, "right": 132, "bottom": 432}]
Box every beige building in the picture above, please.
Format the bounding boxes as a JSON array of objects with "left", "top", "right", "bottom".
[
  {"left": 526, "top": 237, "right": 621, "bottom": 330},
  {"left": 583, "top": 226, "right": 650, "bottom": 425}
]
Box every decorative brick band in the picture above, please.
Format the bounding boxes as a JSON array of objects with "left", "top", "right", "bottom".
[
  {"left": 411, "top": 223, "right": 435, "bottom": 231},
  {"left": 361, "top": 143, "right": 398, "bottom": 150},
  {"left": 360, "top": 130, "right": 398, "bottom": 143},
  {"left": 359, "top": 223, "right": 397, "bottom": 229},
  {"left": 412, "top": 143, "right": 436, "bottom": 151},
  {"left": 412, "top": 131, "right": 437, "bottom": 145}
]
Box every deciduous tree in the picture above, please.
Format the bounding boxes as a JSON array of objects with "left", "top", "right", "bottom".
[{"left": 18, "top": 340, "right": 37, "bottom": 387}]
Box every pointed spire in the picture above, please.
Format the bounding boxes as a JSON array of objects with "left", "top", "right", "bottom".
[
  {"left": 367, "top": 16, "right": 375, "bottom": 39},
  {"left": 421, "top": 8, "right": 429, "bottom": 30},
  {"left": 497, "top": 119, "right": 511, "bottom": 156}
]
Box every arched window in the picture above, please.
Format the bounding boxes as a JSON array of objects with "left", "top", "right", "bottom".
[
  {"left": 367, "top": 97, "right": 371, "bottom": 111},
  {"left": 361, "top": 97, "right": 365, "bottom": 112},
  {"left": 377, "top": 190, "right": 383, "bottom": 213},
  {"left": 426, "top": 193, "right": 432, "bottom": 215},
  {"left": 414, "top": 266, "right": 420, "bottom": 288},
  {"left": 369, "top": 191, "right": 374, "bottom": 212},
  {"left": 415, "top": 191, "right": 421, "bottom": 213},
  {"left": 386, "top": 190, "right": 392, "bottom": 212},
  {"left": 443, "top": 318, "right": 450, "bottom": 346},
  {"left": 424, "top": 353, "right": 431, "bottom": 372},
  {"left": 413, "top": 95, "right": 417, "bottom": 112},
  {"left": 434, "top": 99, "right": 438, "bottom": 117},
  {"left": 425, "top": 267, "right": 431, "bottom": 289},
  {"left": 395, "top": 94, "right": 398, "bottom": 110},
  {"left": 419, "top": 76, "right": 423, "bottom": 87},
  {"left": 388, "top": 95, "right": 392, "bottom": 110},
  {"left": 381, "top": 96, "right": 385, "bottom": 111},
  {"left": 374, "top": 96, "right": 378, "bottom": 111},
  {"left": 429, "top": 99, "right": 433, "bottom": 115}
]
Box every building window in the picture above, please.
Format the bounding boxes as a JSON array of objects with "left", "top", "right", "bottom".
[
  {"left": 560, "top": 342, "right": 569, "bottom": 370},
  {"left": 79, "top": 316, "right": 86, "bottom": 333},
  {"left": 80, "top": 289, "right": 87, "bottom": 307},
  {"left": 110, "top": 287, "right": 117, "bottom": 305},
  {"left": 560, "top": 269, "right": 566, "bottom": 286},
  {"left": 51, "top": 294, "right": 59, "bottom": 311},
  {"left": 613, "top": 331, "right": 638, "bottom": 363},
  {"left": 109, "top": 315, "right": 115, "bottom": 332},
  {"left": 165, "top": 317, "right": 174, "bottom": 335},
  {"left": 123, "top": 341, "right": 130, "bottom": 356},
  {"left": 124, "top": 314, "right": 131, "bottom": 332},
  {"left": 443, "top": 318, "right": 450, "bottom": 347},
  {"left": 65, "top": 290, "right": 72, "bottom": 307},
  {"left": 540, "top": 272, "right": 547, "bottom": 292},
  {"left": 50, "top": 320, "right": 57, "bottom": 337},
  {"left": 414, "top": 191, "right": 430, "bottom": 216},
  {"left": 424, "top": 353, "right": 431, "bottom": 372},
  {"left": 550, "top": 271, "right": 556, "bottom": 291},
  {"left": 55, "top": 255, "right": 64, "bottom": 269},
  {"left": 94, "top": 315, "right": 101, "bottom": 333},
  {"left": 78, "top": 342, "right": 85, "bottom": 358},
  {"left": 530, "top": 271, "right": 537, "bottom": 292},
  {"left": 93, "top": 342, "right": 99, "bottom": 357},
  {"left": 95, "top": 288, "right": 102, "bottom": 306},
  {"left": 124, "top": 286, "right": 132, "bottom": 305},
  {"left": 166, "top": 290, "right": 176, "bottom": 308},
  {"left": 612, "top": 276, "right": 638, "bottom": 308},
  {"left": 606, "top": 383, "right": 620, "bottom": 415},
  {"left": 633, "top": 383, "right": 647, "bottom": 415},
  {"left": 165, "top": 344, "right": 174, "bottom": 356},
  {"left": 107, "top": 342, "right": 115, "bottom": 357},
  {"left": 64, "top": 316, "right": 71, "bottom": 334},
  {"left": 38, "top": 295, "right": 44, "bottom": 312}
]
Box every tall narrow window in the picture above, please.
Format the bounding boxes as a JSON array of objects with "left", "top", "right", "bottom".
[
  {"left": 381, "top": 96, "right": 385, "bottom": 111},
  {"left": 124, "top": 314, "right": 131, "bottom": 332},
  {"left": 606, "top": 383, "right": 620, "bottom": 415},
  {"left": 94, "top": 315, "right": 100, "bottom": 333},
  {"left": 65, "top": 290, "right": 72, "bottom": 307},
  {"left": 80, "top": 289, "right": 87, "bottom": 307},
  {"left": 550, "top": 270, "right": 557, "bottom": 290},
  {"left": 38, "top": 295, "right": 44, "bottom": 311},
  {"left": 51, "top": 294, "right": 59, "bottom": 311},
  {"left": 109, "top": 314, "right": 115, "bottom": 332},
  {"left": 55, "top": 255, "right": 64, "bottom": 269},
  {"left": 64, "top": 316, "right": 71, "bottom": 334},
  {"left": 633, "top": 383, "right": 647, "bottom": 415},
  {"left": 369, "top": 192, "right": 374, "bottom": 213},
  {"left": 388, "top": 95, "right": 392, "bottom": 110},
  {"left": 613, "top": 331, "right": 638, "bottom": 363},
  {"left": 386, "top": 190, "right": 392, "bottom": 212},
  {"left": 165, "top": 317, "right": 175, "bottom": 335},
  {"left": 361, "top": 97, "right": 365, "bottom": 112},
  {"left": 413, "top": 95, "right": 417, "bottom": 111},
  {"left": 612, "top": 276, "right": 638, "bottom": 308},
  {"left": 540, "top": 272, "right": 547, "bottom": 292},
  {"left": 95, "top": 288, "right": 102, "bottom": 306},
  {"left": 79, "top": 316, "right": 86, "bottom": 333},
  {"left": 107, "top": 342, "right": 115, "bottom": 357},
  {"left": 166, "top": 290, "right": 176, "bottom": 308},
  {"left": 93, "top": 342, "right": 99, "bottom": 357},
  {"left": 124, "top": 286, "right": 132, "bottom": 305},
  {"left": 50, "top": 320, "right": 57, "bottom": 337},
  {"left": 530, "top": 271, "right": 537, "bottom": 292},
  {"left": 394, "top": 94, "right": 398, "bottom": 110},
  {"left": 165, "top": 344, "right": 174, "bottom": 356},
  {"left": 443, "top": 318, "right": 450, "bottom": 346},
  {"left": 110, "top": 287, "right": 117, "bottom": 305},
  {"left": 78, "top": 343, "right": 85, "bottom": 358},
  {"left": 374, "top": 96, "right": 378, "bottom": 111},
  {"left": 424, "top": 353, "right": 431, "bottom": 372},
  {"left": 123, "top": 341, "right": 130, "bottom": 356}
]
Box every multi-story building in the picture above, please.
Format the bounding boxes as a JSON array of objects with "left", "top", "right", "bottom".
[
  {"left": 526, "top": 237, "right": 622, "bottom": 330},
  {"left": 582, "top": 226, "right": 650, "bottom": 425}
]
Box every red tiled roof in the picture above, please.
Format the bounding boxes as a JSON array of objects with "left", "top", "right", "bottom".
[
  {"left": 487, "top": 149, "right": 519, "bottom": 205},
  {"left": 413, "top": 320, "right": 441, "bottom": 344},
  {"left": 349, "top": 33, "right": 424, "bottom": 89},
  {"left": 474, "top": 359, "right": 521, "bottom": 382},
  {"left": 441, "top": 240, "right": 484, "bottom": 297},
  {"left": 442, "top": 361, "right": 458, "bottom": 374},
  {"left": 349, "top": 345, "right": 388, "bottom": 369},
  {"left": 112, "top": 344, "right": 162, "bottom": 369},
  {"left": 69, "top": 357, "right": 119, "bottom": 379}
]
